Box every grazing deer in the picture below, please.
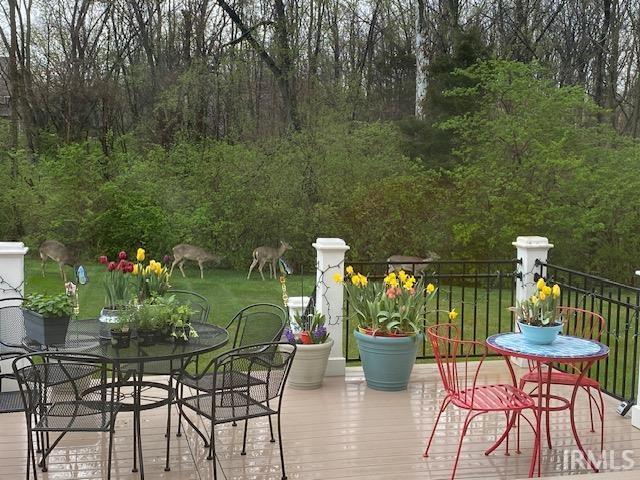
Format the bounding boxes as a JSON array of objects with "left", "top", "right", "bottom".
[
  {"left": 170, "top": 244, "right": 220, "bottom": 279},
  {"left": 39, "top": 240, "right": 76, "bottom": 282},
  {"left": 387, "top": 252, "right": 440, "bottom": 274},
  {"left": 247, "top": 241, "right": 292, "bottom": 280}
]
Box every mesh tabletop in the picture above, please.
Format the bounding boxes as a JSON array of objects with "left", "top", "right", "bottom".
[{"left": 1, "top": 310, "right": 228, "bottom": 374}]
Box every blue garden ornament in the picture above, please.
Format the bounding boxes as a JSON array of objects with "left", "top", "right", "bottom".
[
  {"left": 76, "top": 265, "right": 88, "bottom": 285},
  {"left": 278, "top": 257, "right": 293, "bottom": 275}
]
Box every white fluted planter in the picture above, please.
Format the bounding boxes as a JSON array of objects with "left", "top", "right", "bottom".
[{"left": 287, "top": 339, "right": 334, "bottom": 390}]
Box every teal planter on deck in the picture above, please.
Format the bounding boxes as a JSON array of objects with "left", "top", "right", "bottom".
[{"left": 354, "top": 330, "right": 422, "bottom": 391}]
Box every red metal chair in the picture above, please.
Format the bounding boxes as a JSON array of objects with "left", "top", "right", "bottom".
[
  {"left": 519, "top": 307, "right": 606, "bottom": 450},
  {"left": 424, "top": 324, "right": 535, "bottom": 479}
]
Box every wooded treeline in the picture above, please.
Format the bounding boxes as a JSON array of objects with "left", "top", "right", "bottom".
[{"left": 3, "top": 0, "right": 640, "bottom": 149}]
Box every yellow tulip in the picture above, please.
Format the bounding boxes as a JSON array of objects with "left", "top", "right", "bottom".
[
  {"left": 346, "top": 266, "right": 354, "bottom": 276},
  {"left": 552, "top": 284, "right": 561, "bottom": 298},
  {"left": 426, "top": 283, "right": 436, "bottom": 294},
  {"left": 333, "top": 272, "right": 343, "bottom": 284},
  {"left": 542, "top": 285, "right": 551, "bottom": 296},
  {"left": 536, "top": 278, "right": 546, "bottom": 291},
  {"left": 136, "top": 248, "right": 145, "bottom": 262},
  {"left": 449, "top": 309, "right": 458, "bottom": 321},
  {"left": 530, "top": 295, "right": 539, "bottom": 305},
  {"left": 539, "top": 291, "right": 547, "bottom": 301},
  {"left": 132, "top": 264, "right": 139, "bottom": 275}
]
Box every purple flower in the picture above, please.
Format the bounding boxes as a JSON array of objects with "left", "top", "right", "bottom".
[
  {"left": 284, "top": 329, "right": 296, "bottom": 344},
  {"left": 312, "top": 325, "right": 327, "bottom": 343},
  {"left": 163, "top": 254, "right": 171, "bottom": 266}
]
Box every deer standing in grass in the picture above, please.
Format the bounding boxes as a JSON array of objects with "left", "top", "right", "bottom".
[
  {"left": 170, "top": 244, "right": 220, "bottom": 279},
  {"left": 247, "top": 241, "right": 292, "bottom": 280},
  {"left": 387, "top": 253, "right": 440, "bottom": 274},
  {"left": 39, "top": 240, "right": 76, "bottom": 282}
]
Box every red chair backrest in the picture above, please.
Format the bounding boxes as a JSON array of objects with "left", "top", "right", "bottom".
[
  {"left": 559, "top": 307, "right": 606, "bottom": 341},
  {"left": 427, "top": 323, "right": 488, "bottom": 407}
]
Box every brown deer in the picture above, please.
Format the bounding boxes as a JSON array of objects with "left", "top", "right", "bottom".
[
  {"left": 39, "top": 240, "right": 76, "bottom": 281},
  {"left": 387, "top": 253, "right": 440, "bottom": 274},
  {"left": 170, "top": 244, "right": 220, "bottom": 279},
  {"left": 247, "top": 241, "right": 292, "bottom": 280}
]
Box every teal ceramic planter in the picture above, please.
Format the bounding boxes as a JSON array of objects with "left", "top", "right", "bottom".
[
  {"left": 518, "top": 321, "right": 562, "bottom": 345},
  {"left": 354, "top": 330, "right": 422, "bottom": 391}
]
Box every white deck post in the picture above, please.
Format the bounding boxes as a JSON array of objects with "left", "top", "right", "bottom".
[
  {"left": 313, "top": 238, "right": 349, "bottom": 377},
  {"left": 632, "top": 271, "right": 640, "bottom": 429},
  {"left": 0, "top": 242, "right": 29, "bottom": 391},
  {"left": 0, "top": 242, "right": 28, "bottom": 301},
  {"left": 512, "top": 236, "right": 554, "bottom": 366}
]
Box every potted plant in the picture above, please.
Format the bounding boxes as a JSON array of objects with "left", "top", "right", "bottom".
[
  {"left": 153, "top": 295, "right": 198, "bottom": 343},
  {"left": 110, "top": 316, "right": 132, "bottom": 348},
  {"left": 341, "top": 267, "right": 451, "bottom": 391},
  {"left": 23, "top": 292, "right": 75, "bottom": 346},
  {"left": 512, "top": 278, "right": 563, "bottom": 345},
  {"left": 125, "top": 300, "right": 163, "bottom": 346},
  {"left": 284, "top": 312, "right": 333, "bottom": 389},
  {"left": 98, "top": 251, "right": 134, "bottom": 338},
  {"left": 131, "top": 248, "right": 171, "bottom": 302}
]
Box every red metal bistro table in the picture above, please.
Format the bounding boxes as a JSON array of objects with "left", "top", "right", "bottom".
[{"left": 486, "top": 333, "right": 609, "bottom": 478}]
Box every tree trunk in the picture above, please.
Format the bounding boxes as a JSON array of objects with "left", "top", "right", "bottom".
[{"left": 415, "top": 0, "right": 428, "bottom": 119}]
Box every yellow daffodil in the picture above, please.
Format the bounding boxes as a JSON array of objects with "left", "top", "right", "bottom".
[
  {"left": 542, "top": 285, "right": 551, "bottom": 296},
  {"left": 132, "top": 264, "right": 139, "bottom": 275},
  {"left": 136, "top": 248, "right": 145, "bottom": 262},
  {"left": 552, "top": 284, "right": 561, "bottom": 298},
  {"left": 403, "top": 275, "right": 416, "bottom": 290},
  {"left": 358, "top": 274, "right": 368, "bottom": 286},
  {"left": 449, "top": 309, "right": 458, "bottom": 321},
  {"left": 426, "top": 283, "right": 436, "bottom": 294},
  {"left": 539, "top": 291, "right": 547, "bottom": 301},
  {"left": 398, "top": 270, "right": 407, "bottom": 282},
  {"left": 351, "top": 274, "right": 362, "bottom": 286},
  {"left": 536, "top": 278, "right": 546, "bottom": 290},
  {"left": 384, "top": 272, "right": 398, "bottom": 288},
  {"left": 346, "top": 266, "right": 354, "bottom": 276},
  {"left": 333, "top": 272, "right": 343, "bottom": 283}
]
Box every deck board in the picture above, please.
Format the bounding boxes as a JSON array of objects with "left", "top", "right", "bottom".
[{"left": 1, "top": 361, "right": 639, "bottom": 479}]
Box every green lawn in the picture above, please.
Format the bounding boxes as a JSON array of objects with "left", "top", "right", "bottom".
[{"left": 25, "top": 258, "right": 315, "bottom": 326}]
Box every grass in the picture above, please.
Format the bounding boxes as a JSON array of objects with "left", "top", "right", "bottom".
[{"left": 25, "top": 258, "right": 316, "bottom": 326}]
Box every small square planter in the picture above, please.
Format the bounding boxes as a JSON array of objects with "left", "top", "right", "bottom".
[{"left": 23, "top": 309, "right": 70, "bottom": 346}]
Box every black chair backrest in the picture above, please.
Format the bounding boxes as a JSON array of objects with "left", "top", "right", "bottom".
[
  {"left": 166, "top": 290, "right": 211, "bottom": 323},
  {"left": 226, "top": 304, "right": 287, "bottom": 348},
  {"left": 12, "top": 352, "right": 120, "bottom": 416},
  {"left": 0, "top": 297, "right": 25, "bottom": 350}
]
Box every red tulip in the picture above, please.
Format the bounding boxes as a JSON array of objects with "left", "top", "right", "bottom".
[
  {"left": 300, "top": 331, "right": 314, "bottom": 345},
  {"left": 118, "top": 251, "right": 127, "bottom": 260},
  {"left": 125, "top": 262, "right": 134, "bottom": 273},
  {"left": 116, "top": 259, "right": 127, "bottom": 271},
  {"left": 99, "top": 255, "right": 108, "bottom": 265},
  {"left": 107, "top": 261, "right": 117, "bottom": 271}
]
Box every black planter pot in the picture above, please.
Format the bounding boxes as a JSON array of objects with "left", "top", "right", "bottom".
[
  {"left": 23, "top": 310, "right": 70, "bottom": 346},
  {"left": 138, "top": 330, "right": 157, "bottom": 346},
  {"left": 110, "top": 329, "right": 131, "bottom": 348}
]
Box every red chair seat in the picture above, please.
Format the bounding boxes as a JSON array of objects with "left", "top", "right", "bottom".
[
  {"left": 520, "top": 369, "right": 600, "bottom": 388},
  {"left": 453, "top": 384, "right": 535, "bottom": 411}
]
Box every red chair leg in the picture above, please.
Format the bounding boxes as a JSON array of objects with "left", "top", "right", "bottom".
[
  {"left": 485, "top": 411, "right": 517, "bottom": 456},
  {"left": 584, "top": 385, "right": 595, "bottom": 432},
  {"left": 450, "top": 411, "right": 482, "bottom": 480},
  {"left": 423, "top": 396, "right": 451, "bottom": 458},
  {"left": 596, "top": 387, "right": 605, "bottom": 453}
]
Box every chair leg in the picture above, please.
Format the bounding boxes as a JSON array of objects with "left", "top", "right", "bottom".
[
  {"left": 277, "top": 412, "right": 287, "bottom": 480},
  {"left": 107, "top": 428, "right": 115, "bottom": 480},
  {"left": 241, "top": 419, "right": 248, "bottom": 455},
  {"left": 596, "top": 387, "right": 605, "bottom": 452},
  {"left": 176, "top": 382, "right": 184, "bottom": 437},
  {"left": 165, "top": 376, "right": 172, "bottom": 471},
  {"left": 584, "top": 385, "right": 595, "bottom": 432},
  {"left": 423, "top": 396, "right": 450, "bottom": 458},
  {"left": 268, "top": 415, "right": 276, "bottom": 443},
  {"left": 450, "top": 411, "right": 479, "bottom": 480},
  {"left": 485, "top": 411, "right": 518, "bottom": 456}
]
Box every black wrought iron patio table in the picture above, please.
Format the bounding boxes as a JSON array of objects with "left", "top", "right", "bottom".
[{"left": 0, "top": 310, "right": 228, "bottom": 479}]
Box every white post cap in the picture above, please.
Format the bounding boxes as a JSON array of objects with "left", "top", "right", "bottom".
[
  {"left": 512, "top": 236, "right": 554, "bottom": 249},
  {"left": 312, "top": 238, "right": 350, "bottom": 252},
  {"left": 0, "top": 242, "right": 29, "bottom": 255}
]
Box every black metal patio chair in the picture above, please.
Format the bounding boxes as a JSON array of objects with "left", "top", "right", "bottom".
[
  {"left": 175, "top": 303, "right": 287, "bottom": 436},
  {"left": 12, "top": 352, "right": 122, "bottom": 480},
  {"left": 176, "top": 342, "right": 296, "bottom": 480}
]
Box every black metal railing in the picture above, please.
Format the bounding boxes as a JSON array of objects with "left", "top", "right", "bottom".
[
  {"left": 539, "top": 261, "right": 640, "bottom": 403},
  {"left": 343, "top": 259, "right": 520, "bottom": 362}
]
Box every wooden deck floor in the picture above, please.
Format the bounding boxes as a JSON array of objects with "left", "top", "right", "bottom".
[{"left": 1, "top": 361, "right": 640, "bottom": 480}]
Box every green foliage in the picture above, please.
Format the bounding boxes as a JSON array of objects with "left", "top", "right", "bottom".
[{"left": 24, "top": 293, "right": 74, "bottom": 318}]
